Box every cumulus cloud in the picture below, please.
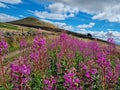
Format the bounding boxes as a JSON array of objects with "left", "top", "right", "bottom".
[
  {"left": 77, "top": 28, "right": 120, "bottom": 45},
  {"left": 0, "top": 0, "right": 22, "bottom": 4},
  {"left": 92, "top": 4, "right": 120, "bottom": 22},
  {"left": 43, "top": 0, "right": 120, "bottom": 23},
  {"left": 94, "top": 30, "right": 120, "bottom": 45},
  {"left": 34, "top": 11, "right": 70, "bottom": 20},
  {"left": 54, "top": 22, "right": 73, "bottom": 30},
  {"left": 0, "top": 13, "right": 19, "bottom": 22},
  {"left": 0, "top": 2, "right": 7, "bottom": 8},
  {"left": 48, "top": 3, "right": 79, "bottom": 14},
  {"left": 40, "top": 19, "right": 73, "bottom": 31},
  {"left": 0, "top": 0, "right": 22, "bottom": 8},
  {"left": 77, "top": 22, "right": 95, "bottom": 29},
  {"left": 34, "top": 2, "right": 79, "bottom": 20},
  {"left": 40, "top": 19, "right": 54, "bottom": 24}
]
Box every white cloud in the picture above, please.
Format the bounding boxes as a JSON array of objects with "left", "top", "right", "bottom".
[
  {"left": 45, "top": 0, "right": 120, "bottom": 23},
  {"left": 34, "top": 10, "right": 74, "bottom": 20},
  {"left": 33, "top": 2, "right": 79, "bottom": 20},
  {"left": 0, "top": 13, "right": 19, "bottom": 22},
  {"left": 0, "top": 2, "right": 7, "bottom": 8},
  {"left": 94, "top": 30, "right": 120, "bottom": 45},
  {"left": 92, "top": 4, "right": 120, "bottom": 22},
  {"left": 54, "top": 22, "right": 73, "bottom": 30},
  {"left": 77, "top": 22, "right": 95, "bottom": 29},
  {"left": 48, "top": 3, "right": 79, "bottom": 14},
  {"left": 0, "top": 0, "right": 22, "bottom": 8},
  {"left": 40, "top": 19, "right": 73, "bottom": 30},
  {"left": 77, "top": 28, "right": 120, "bottom": 45},
  {"left": 0, "top": 0, "right": 22, "bottom": 4},
  {"left": 40, "top": 19, "right": 54, "bottom": 24},
  {"left": 35, "top": 11, "right": 66, "bottom": 20},
  {"left": 27, "top": 10, "right": 34, "bottom": 13}
]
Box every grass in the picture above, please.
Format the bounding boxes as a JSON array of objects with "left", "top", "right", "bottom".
[
  {"left": 24, "top": 27, "right": 35, "bottom": 32},
  {"left": 0, "top": 22, "right": 36, "bottom": 33},
  {"left": 0, "top": 22, "right": 20, "bottom": 30}
]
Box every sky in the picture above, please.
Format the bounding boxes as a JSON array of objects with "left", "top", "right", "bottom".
[{"left": 0, "top": 0, "right": 120, "bottom": 45}]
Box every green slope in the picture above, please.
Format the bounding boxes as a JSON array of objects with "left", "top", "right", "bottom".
[{"left": 0, "top": 22, "right": 20, "bottom": 30}]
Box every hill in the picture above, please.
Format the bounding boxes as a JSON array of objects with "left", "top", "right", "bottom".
[
  {"left": 6, "top": 17, "right": 119, "bottom": 46},
  {"left": 8, "top": 17, "right": 56, "bottom": 28}
]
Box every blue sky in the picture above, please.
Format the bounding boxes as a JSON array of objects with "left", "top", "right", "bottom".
[{"left": 0, "top": 0, "right": 120, "bottom": 44}]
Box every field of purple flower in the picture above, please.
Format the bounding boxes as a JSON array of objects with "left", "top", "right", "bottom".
[{"left": 0, "top": 33, "right": 120, "bottom": 90}]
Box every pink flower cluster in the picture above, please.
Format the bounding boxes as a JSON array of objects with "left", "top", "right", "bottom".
[
  {"left": 30, "top": 35, "right": 49, "bottom": 73},
  {"left": 63, "top": 70, "right": 82, "bottom": 90},
  {"left": 32, "top": 36, "right": 46, "bottom": 49},
  {"left": 0, "top": 40, "right": 8, "bottom": 54},
  {"left": 97, "top": 56, "right": 111, "bottom": 68},
  {"left": 85, "top": 69, "right": 97, "bottom": 78},
  {"left": 30, "top": 51, "right": 39, "bottom": 62},
  {"left": 20, "top": 39, "right": 27, "bottom": 48},
  {"left": 44, "top": 76, "right": 57, "bottom": 90},
  {"left": 10, "top": 63, "right": 30, "bottom": 89}
]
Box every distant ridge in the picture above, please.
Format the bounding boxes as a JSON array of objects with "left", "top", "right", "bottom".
[
  {"left": 7, "top": 17, "right": 116, "bottom": 46},
  {"left": 8, "top": 17, "right": 56, "bottom": 28}
]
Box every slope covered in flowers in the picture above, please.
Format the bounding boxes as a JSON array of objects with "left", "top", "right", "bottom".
[{"left": 0, "top": 33, "right": 120, "bottom": 90}]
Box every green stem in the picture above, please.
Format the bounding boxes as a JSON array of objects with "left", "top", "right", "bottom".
[{"left": 0, "top": 55, "right": 8, "bottom": 90}]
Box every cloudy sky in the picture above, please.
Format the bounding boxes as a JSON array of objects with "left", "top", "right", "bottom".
[{"left": 0, "top": 0, "right": 120, "bottom": 44}]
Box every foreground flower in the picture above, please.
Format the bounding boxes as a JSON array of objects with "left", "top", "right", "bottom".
[
  {"left": 0, "top": 40, "right": 8, "bottom": 90},
  {"left": 32, "top": 36, "right": 46, "bottom": 49},
  {"left": 20, "top": 39, "right": 27, "bottom": 48},
  {"left": 85, "top": 69, "right": 97, "bottom": 78},
  {"left": 10, "top": 63, "right": 31, "bottom": 89},
  {"left": 44, "top": 76, "right": 57, "bottom": 90},
  {"left": 11, "top": 64, "right": 30, "bottom": 75},
  {"left": 0, "top": 40, "right": 8, "bottom": 54},
  {"left": 63, "top": 69, "right": 82, "bottom": 90},
  {"left": 30, "top": 51, "right": 39, "bottom": 62},
  {"left": 97, "top": 56, "right": 111, "bottom": 68}
]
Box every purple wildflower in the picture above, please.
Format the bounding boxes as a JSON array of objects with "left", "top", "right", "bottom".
[
  {"left": 44, "top": 76, "right": 56, "bottom": 90},
  {"left": 85, "top": 71, "right": 91, "bottom": 78},
  {"left": 20, "top": 64, "right": 30, "bottom": 75},
  {"left": 20, "top": 39, "right": 27, "bottom": 48},
  {"left": 0, "top": 40, "right": 8, "bottom": 54},
  {"left": 81, "top": 63, "right": 87, "bottom": 70},
  {"left": 97, "top": 56, "right": 111, "bottom": 68},
  {"left": 10, "top": 63, "right": 31, "bottom": 89},
  {"left": 30, "top": 51, "right": 39, "bottom": 62},
  {"left": 33, "top": 36, "right": 46, "bottom": 48},
  {"left": 63, "top": 70, "right": 81, "bottom": 90},
  {"left": 91, "top": 69, "right": 97, "bottom": 75}
]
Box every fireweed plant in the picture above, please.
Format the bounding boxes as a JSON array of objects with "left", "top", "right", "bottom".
[
  {"left": 0, "top": 39, "right": 8, "bottom": 90},
  {"left": 0, "top": 33, "right": 120, "bottom": 90}
]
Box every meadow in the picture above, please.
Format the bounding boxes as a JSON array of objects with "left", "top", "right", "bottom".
[{"left": 0, "top": 32, "right": 120, "bottom": 90}]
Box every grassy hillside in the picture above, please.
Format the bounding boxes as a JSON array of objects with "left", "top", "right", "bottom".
[
  {"left": 9, "top": 17, "right": 56, "bottom": 28},
  {"left": 0, "top": 22, "right": 20, "bottom": 30}
]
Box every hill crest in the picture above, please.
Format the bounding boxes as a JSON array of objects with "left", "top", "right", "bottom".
[{"left": 9, "top": 17, "right": 56, "bottom": 28}]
